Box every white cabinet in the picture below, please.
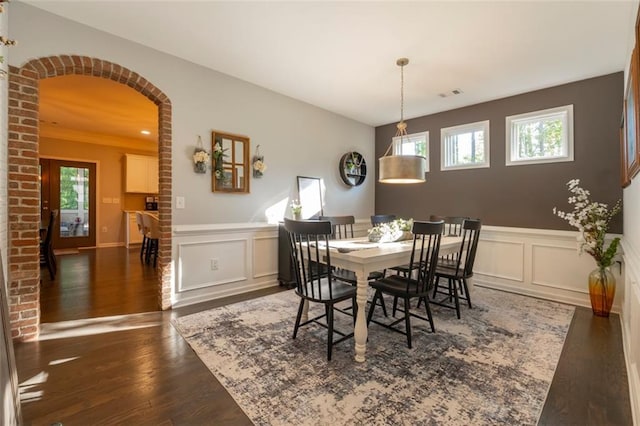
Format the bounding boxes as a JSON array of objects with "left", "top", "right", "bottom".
[{"left": 125, "top": 154, "right": 158, "bottom": 193}]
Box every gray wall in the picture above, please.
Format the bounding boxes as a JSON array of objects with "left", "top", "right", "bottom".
[{"left": 375, "top": 73, "right": 624, "bottom": 233}]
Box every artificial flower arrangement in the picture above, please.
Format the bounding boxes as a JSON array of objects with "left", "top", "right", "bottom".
[
  {"left": 553, "top": 179, "right": 622, "bottom": 316},
  {"left": 192, "top": 149, "right": 210, "bottom": 174},
  {"left": 368, "top": 218, "right": 413, "bottom": 242},
  {"left": 252, "top": 145, "right": 267, "bottom": 178},
  {"left": 553, "top": 179, "right": 621, "bottom": 269},
  {"left": 212, "top": 142, "right": 229, "bottom": 181},
  {"left": 290, "top": 200, "right": 302, "bottom": 218}
]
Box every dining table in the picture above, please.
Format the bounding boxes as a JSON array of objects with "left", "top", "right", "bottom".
[{"left": 309, "top": 235, "right": 463, "bottom": 362}]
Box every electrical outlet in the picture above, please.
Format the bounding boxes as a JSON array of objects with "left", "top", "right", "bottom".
[
  {"left": 210, "top": 258, "right": 219, "bottom": 271},
  {"left": 101, "top": 226, "right": 108, "bottom": 233},
  {"left": 176, "top": 196, "right": 185, "bottom": 209}
]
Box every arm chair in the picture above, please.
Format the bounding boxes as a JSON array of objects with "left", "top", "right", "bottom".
[
  {"left": 430, "top": 219, "right": 482, "bottom": 319},
  {"left": 284, "top": 218, "right": 358, "bottom": 361},
  {"left": 366, "top": 220, "right": 443, "bottom": 348},
  {"left": 40, "top": 209, "right": 58, "bottom": 280}
]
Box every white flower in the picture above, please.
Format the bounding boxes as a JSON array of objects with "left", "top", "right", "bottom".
[
  {"left": 193, "top": 150, "right": 210, "bottom": 164},
  {"left": 253, "top": 159, "right": 267, "bottom": 173}
]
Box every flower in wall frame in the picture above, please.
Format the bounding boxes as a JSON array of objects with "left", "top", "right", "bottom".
[{"left": 212, "top": 142, "right": 229, "bottom": 180}]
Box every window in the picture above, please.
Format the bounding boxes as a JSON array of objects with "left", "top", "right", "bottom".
[
  {"left": 506, "top": 105, "right": 573, "bottom": 166},
  {"left": 392, "top": 131, "right": 429, "bottom": 172},
  {"left": 441, "top": 120, "right": 490, "bottom": 170}
]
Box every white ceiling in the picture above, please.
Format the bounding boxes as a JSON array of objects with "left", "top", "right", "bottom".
[{"left": 26, "top": 1, "right": 638, "bottom": 127}]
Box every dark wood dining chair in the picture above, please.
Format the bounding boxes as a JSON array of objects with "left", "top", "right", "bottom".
[
  {"left": 40, "top": 209, "right": 58, "bottom": 280},
  {"left": 430, "top": 219, "right": 482, "bottom": 319},
  {"left": 284, "top": 218, "right": 358, "bottom": 361},
  {"left": 135, "top": 211, "right": 149, "bottom": 262},
  {"left": 371, "top": 214, "right": 396, "bottom": 226},
  {"left": 319, "top": 215, "right": 355, "bottom": 240},
  {"left": 366, "top": 220, "right": 443, "bottom": 348}
]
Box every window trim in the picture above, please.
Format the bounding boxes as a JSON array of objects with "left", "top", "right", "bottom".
[
  {"left": 505, "top": 104, "right": 574, "bottom": 166},
  {"left": 392, "top": 130, "right": 429, "bottom": 172},
  {"left": 440, "top": 120, "right": 490, "bottom": 171}
]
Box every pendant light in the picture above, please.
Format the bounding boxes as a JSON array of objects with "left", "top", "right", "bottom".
[{"left": 378, "top": 58, "right": 427, "bottom": 184}]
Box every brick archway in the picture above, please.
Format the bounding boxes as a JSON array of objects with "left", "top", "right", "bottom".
[{"left": 8, "top": 55, "right": 173, "bottom": 340}]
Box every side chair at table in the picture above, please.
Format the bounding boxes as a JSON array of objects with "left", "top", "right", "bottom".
[
  {"left": 40, "top": 209, "right": 58, "bottom": 280},
  {"left": 284, "top": 218, "right": 358, "bottom": 361},
  {"left": 429, "top": 219, "right": 482, "bottom": 319},
  {"left": 366, "top": 220, "right": 444, "bottom": 349}
]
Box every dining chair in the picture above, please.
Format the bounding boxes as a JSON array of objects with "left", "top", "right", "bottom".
[
  {"left": 429, "top": 219, "right": 482, "bottom": 319},
  {"left": 40, "top": 209, "right": 58, "bottom": 280},
  {"left": 366, "top": 220, "right": 443, "bottom": 348},
  {"left": 320, "top": 215, "right": 388, "bottom": 316},
  {"left": 284, "top": 218, "right": 358, "bottom": 361},
  {"left": 142, "top": 213, "right": 161, "bottom": 267},
  {"left": 370, "top": 214, "right": 396, "bottom": 226},
  {"left": 319, "top": 215, "right": 355, "bottom": 240},
  {"left": 135, "top": 211, "right": 149, "bottom": 262}
]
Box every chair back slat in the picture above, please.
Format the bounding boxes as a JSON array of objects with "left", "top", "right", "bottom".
[
  {"left": 284, "top": 218, "right": 334, "bottom": 301},
  {"left": 403, "top": 220, "right": 443, "bottom": 295},
  {"left": 429, "top": 215, "right": 467, "bottom": 236},
  {"left": 319, "top": 215, "right": 355, "bottom": 240}
]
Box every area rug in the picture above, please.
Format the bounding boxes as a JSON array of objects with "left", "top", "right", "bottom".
[{"left": 173, "top": 287, "right": 574, "bottom": 425}]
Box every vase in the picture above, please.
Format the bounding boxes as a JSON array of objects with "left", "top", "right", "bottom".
[
  {"left": 588, "top": 267, "right": 616, "bottom": 317},
  {"left": 293, "top": 212, "right": 302, "bottom": 220},
  {"left": 194, "top": 161, "right": 207, "bottom": 174}
]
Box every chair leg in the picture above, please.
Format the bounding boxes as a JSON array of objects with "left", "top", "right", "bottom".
[
  {"left": 326, "top": 304, "right": 334, "bottom": 361},
  {"left": 404, "top": 297, "right": 412, "bottom": 349},
  {"left": 392, "top": 296, "right": 398, "bottom": 317},
  {"left": 423, "top": 295, "right": 435, "bottom": 332},
  {"left": 452, "top": 278, "right": 461, "bottom": 319},
  {"left": 293, "top": 298, "right": 305, "bottom": 339},
  {"left": 140, "top": 235, "right": 147, "bottom": 261},
  {"left": 352, "top": 296, "right": 357, "bottom": 326},
  {"left": 462, "top": 278, "right": 472, "bottom": 308},
  {"left": 433, "top": 276, "right": 441, "bottom": 299}
]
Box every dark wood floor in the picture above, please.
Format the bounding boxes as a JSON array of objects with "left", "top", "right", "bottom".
[{"left": 14, "top": 247, "right": 633, "bottom": 425}]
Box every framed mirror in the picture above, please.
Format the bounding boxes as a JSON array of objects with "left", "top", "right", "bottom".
[
  {"left": 297, "top": 176, "right": 324, "bottom": 218},
  {"left": 212, "top": 130, "right": 250, "bottom": 193}
]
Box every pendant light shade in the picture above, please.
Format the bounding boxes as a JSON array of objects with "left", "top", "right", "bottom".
[
  {"left": 378, "top": 58, "right": 426, "bottom": 184},
  {"left": 379, "top": 155, "right": 426, "bottom": 183}
]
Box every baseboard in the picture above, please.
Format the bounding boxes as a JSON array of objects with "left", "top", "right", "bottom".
[
  {"left": 172, "top": 280, "right": 280, "bottom": 308},
  {"left": 97, "top": 242, "right": 126, "bottom": 248}
]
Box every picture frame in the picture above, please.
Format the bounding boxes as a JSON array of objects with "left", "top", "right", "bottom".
[
  {"left": 296, "top": 176, "right": 324, "bottom": 219},
  {"left": 624, "top": 46, "right": 640, "bottom": 180},
  {"left": 621, "top": 114, "right": 630, "bottom": 188}
]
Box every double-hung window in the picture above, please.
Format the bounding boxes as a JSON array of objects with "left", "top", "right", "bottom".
[
  {"left": 392, "top": 131, "right": 429, "bottom": 172},
  {"left": 506, "top": 105, "right": 573, "bottom": 166},
  {"left": 441, "top": 120, "right": 490, "bottom": 170}
]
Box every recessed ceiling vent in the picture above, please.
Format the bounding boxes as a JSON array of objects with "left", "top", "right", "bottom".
[{"left": 438, "top": 88, "right": 463, "bottom": 98}]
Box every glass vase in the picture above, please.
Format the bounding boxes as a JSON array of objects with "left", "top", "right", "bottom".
[{"left": 588, "top": 267, "right": 615, "bottom": 317}]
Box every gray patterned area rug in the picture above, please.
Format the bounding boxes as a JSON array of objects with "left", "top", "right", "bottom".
[{"left": 173, "top": 287, "right": 574, "bottom": 425}]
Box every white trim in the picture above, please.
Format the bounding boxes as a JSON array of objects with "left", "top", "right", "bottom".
[
  {"left": 505, "top": 104, "right": 574, "bottom": 166},
  {"left": 440, "top": 120, "right": 490, "bottom": 171}
]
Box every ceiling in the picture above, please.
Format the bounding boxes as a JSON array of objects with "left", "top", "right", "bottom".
[{"left": 28, "top": 1, "right": 637, "bottom": 135}]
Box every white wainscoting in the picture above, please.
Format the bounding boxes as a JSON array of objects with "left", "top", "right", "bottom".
[
  {"left": 621, "top": 239, "right": 640, "bottom": 424},
  {"left": 172, "top": 223, "right": 279, "bottom": 307},
  {"left": 473, "top": 226, "right": 624, "bottom": 312}
]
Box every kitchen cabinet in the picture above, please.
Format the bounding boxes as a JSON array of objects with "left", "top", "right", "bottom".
[
  {"left": 125, "top": 154, "right": 158, "bottom": 193},
  {"left": 125, "top": 211, "right": 143, "bottom": 248}
]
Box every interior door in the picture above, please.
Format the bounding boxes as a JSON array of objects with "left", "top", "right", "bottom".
[{"left": 40, "top": 159, "right": 97, "bottom": 249}]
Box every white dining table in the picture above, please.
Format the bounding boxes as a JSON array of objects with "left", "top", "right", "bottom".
[{"left": 316, "top": 235, "right": 463, "bottom": 362}]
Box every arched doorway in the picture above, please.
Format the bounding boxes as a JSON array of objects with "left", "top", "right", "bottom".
[{"left": 7, "top": 55, "right": 173, "bottom": 340}]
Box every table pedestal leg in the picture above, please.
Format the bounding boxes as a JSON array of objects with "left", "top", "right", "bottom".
[{"left": 354, "top": 274, "right": 368, "bottom": 362}]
